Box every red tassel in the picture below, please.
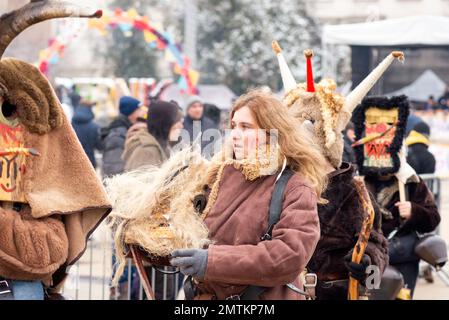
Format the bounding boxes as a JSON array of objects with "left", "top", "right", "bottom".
[{"left": 304, "top": 49, "right": 315, "bottom": 93}]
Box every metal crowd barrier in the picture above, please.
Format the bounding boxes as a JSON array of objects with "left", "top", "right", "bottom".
[
  {"left": 420, "top": 174, "right": 449, "bottom": 286},
  {"left": 61, "top": 238, "right": 183, "bottom": 300}
]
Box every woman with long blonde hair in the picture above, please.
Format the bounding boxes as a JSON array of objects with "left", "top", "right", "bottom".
[{"left": 170, "top": 88, "right": 327, "bottom": 300}]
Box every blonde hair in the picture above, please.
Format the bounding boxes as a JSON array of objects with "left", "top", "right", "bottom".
[{"left": 231, "top": 88, "right": 328, "bottom": 199}]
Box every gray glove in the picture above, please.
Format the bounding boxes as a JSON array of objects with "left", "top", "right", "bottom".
[{"left": 170, "top": 249, "right": 208, "bottom": 280}]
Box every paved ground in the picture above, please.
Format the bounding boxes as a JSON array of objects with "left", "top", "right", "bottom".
[{"left": 415, "top": 274, "right": 449, "bottom": 300}]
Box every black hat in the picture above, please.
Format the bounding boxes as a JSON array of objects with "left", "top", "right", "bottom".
[
  {"left": 413, "top": 121, "right": 430, "bottom": 137},
  {"left": 147, "top": 100, "right": 182, "bottom": 149}
]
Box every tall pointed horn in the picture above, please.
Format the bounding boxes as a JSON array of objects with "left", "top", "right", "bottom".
[
  {"left": 272, "top": 40, "right": 297, "bottom": 94},
  {"left": 304, "top": 49, "right": 315, "bottom": 93},
  {"left": 0, "top": 0, "right": 103, "bottom": 58},
  {"left": 343, "top": 51, "right": 405, "bottom": 113}
]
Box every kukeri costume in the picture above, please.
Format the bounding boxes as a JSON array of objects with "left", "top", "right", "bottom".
[
  {"left": 273, "top": 41, "right": 403, "bottom": 299},
  {"left": 0, "top": 1, "right": 110, "bottom": 299},
  {"left": 353, "top": 95, "right": 441, "bottom": 297}
]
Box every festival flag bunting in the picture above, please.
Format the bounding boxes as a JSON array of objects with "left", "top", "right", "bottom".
[{"left": 35, "top": 8, "right": 200, "bottom": 94}]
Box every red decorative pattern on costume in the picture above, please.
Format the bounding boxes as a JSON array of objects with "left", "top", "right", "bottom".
[
  {"left": 0, "top": 183, "right": 16, "bottom": 193},
  {"left": 363, "top": 123, "right": 396, "bottom": 168},
  {"left": 0, "top": 123, "right": 22, "bottom": 145}
]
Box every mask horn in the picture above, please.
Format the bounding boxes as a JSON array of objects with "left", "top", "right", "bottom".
[
  {"left": 343, "top": 51, "right": 405, "bottom": 113},
  {"left": 272, "top": 40, "right": 297, "bottom": 94},
  {"left": 0, "top": 0, "right": 103, "bottom": 58},
  {"left": 304, "top": 49, "right": 315, "bottom": 93}
]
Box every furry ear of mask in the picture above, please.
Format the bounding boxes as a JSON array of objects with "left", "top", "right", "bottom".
[{"left": 0, "top": 58, "right": 63, "bottom": 135}]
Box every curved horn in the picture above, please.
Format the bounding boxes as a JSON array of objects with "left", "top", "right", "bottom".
[
  {"left": 343, "top": 51, "right": 405, "bottom": 113},
  {"left": 0, "top": 0, "right": 103, "bottom": 58},
  {"left": 272, "top": 40, "right": 297, "bottom": 94}
]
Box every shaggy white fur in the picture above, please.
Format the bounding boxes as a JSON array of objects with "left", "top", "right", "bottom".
[{"left": 105, "top": 147, "right": 211, "bottom": 284}]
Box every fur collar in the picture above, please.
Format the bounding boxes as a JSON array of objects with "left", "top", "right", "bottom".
[
  {"left": 328, "top": 162, "right": 354, "bottom": 182},
  {"left": 202, "top": 141, "right": 284, "bottom": 219},
  {"left": 375, "top": 174, "right": 420, "bottom": 206},
  {"left": 209, "top": 140, "right": 284, "bottom": 181}
]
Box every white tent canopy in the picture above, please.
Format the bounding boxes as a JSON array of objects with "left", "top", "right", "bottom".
[
  {"left": 322, "top": 16, "right": 449, "bottom": 46},
  {"left": 162, "top": 84, "right": 236, "bottom": 110},
  {"left": 386, "top": 69, "right": 446, "bottom": 102}
]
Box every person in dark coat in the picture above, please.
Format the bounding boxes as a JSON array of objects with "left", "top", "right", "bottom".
[
  {"left": 182, "top": 96, "right": 217, "bottom": 157},
  {"left": 353, "top": 95, "right": 441, "bottom": 297},
  {"left": 437, "top": 86, "right": 449, "bottom": 109},
  {"left": 203, "top": 103, "right": 222, "bottom": 128},
  {"left": 342, "top": 122, "right": 356, "bottom": 165},
  {"left": 307, "top": 162, "right": 389, "bottom": 300},
  {"left": 69, "top": 84, "right": 81, "bottom": 109},
  {"left": 364, "top": 175, "right": 440, "bottom": 296},
  {"left": 100, "top": 96, "right": 146, "bottom": 177},
  {"left": 406, "top": 122, "right": 436, "bottom": 175},
  {"left": 405, "top": 113, "right": 423, "bottom": 136},
  {"left": 406, "top": 121, "right": 437, "bottom": 284},
  {"left": 72, "top": 101, "right": 102, "bottom": 168}
]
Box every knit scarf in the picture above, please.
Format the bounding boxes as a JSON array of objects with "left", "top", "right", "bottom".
[{"left": 405, "top": 130, "right": 429, "bottom": 147}]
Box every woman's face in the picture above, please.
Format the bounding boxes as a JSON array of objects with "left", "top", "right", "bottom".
[
  {"left": 169, "top": 120, "right": 184, "bottom": 142},
  {"left": 230, "top": 106, "right": 267, "bottom": 160}
]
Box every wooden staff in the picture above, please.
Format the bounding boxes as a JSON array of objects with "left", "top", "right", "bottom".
[
  {"left": 351, "top": 122, "right": 398, "bottom": 148},
  {"left": 398, "top": 181, "right": 406, "bottom": 202},
  {"left": 130, "top": 245, "right": 155, "bottom": 300},
  {"left": 348, "top": 177, "right": 376, "bottom": 300}
]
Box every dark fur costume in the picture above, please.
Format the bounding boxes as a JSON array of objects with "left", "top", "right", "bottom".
[
  {"left": 307, "top": 163, "right": 389, "bottom": 300},
  {"left": 352, "top": 95, "right": 410, "bottom": 177}
]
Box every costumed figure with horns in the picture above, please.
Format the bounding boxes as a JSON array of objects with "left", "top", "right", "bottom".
[
  {"left": 352, "top": 95, "right": 441, "bottom": 299},
  {"left": 0, "top": 1, "right": 111, "bottom": 300},
  {"left": 272, "top": 41, "right": 404, "bottom": 299}
]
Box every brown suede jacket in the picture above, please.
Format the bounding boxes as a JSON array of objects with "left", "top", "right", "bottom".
[{"left": 195, "top": 165, "right": 320, "bottom": 300}]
